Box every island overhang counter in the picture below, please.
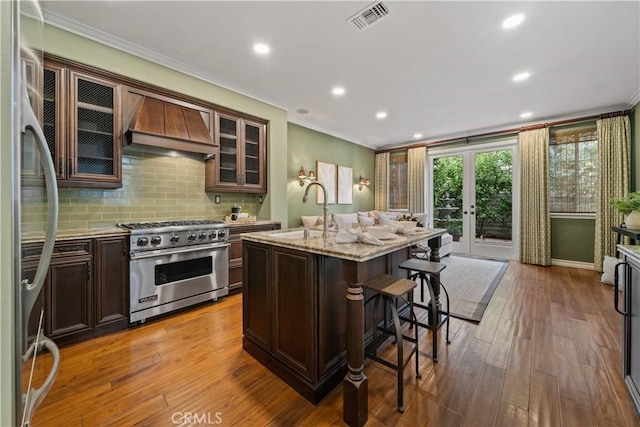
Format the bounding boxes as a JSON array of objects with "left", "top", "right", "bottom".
[{"left": 241, "top": 227, "right": 447, "bottom": 426}]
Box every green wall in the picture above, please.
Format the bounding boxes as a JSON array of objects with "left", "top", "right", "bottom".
[
  {"left": 551, "top": 218, "right": 596, "bottom": 263},
  {"left": 287, "top": 123, "right": 375, "bottom": 229}
]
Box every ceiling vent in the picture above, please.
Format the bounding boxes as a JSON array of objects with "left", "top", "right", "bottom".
[{"left": 347, "top": 1, "right": 390, "bottom": 31}]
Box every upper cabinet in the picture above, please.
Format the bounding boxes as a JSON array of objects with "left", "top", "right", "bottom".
[
  {"left": 36, "top": 58, "right": 123, "bottom": 188},
  {"left": 205, "top": 111, "right": 267, "bottom": 193},
  {"left": 68, "top": 70, "right": 122, "bottom": 187}
]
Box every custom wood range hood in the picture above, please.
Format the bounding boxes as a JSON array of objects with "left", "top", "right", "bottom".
[{"left": 124, "top": 87, "right": 217, "bottom": 155}]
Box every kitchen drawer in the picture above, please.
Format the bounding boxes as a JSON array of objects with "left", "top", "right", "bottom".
[{"left": 22, "top": 239, "right": 92, "bottom": 261}]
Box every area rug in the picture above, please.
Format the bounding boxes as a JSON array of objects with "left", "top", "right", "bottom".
[{"left": 413, "top": 255, "right": 509, "bottom": 323}]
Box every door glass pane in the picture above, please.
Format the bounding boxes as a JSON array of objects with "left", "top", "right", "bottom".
[
  {"left": 76, "top": 78, "right": 114, "bottom": 175},
  {"left": 474, "top": 149, "right": 513, "bottom": 247},
  {"left": 244, "top": 123, "right": 260, "bottom": 185},
  {"left": 433, "top": 155, "right": 463, "bottom": 240},
  {"left": 219, "top": 117, "right": 237, "bottom": 183}
]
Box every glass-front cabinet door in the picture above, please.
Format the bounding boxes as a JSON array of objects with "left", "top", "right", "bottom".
[
  {"left": 68, "top": 70, "right": 122, "bottom": 186},
  {"left": 206, "top": 112, "right": 267, "bottom": 193},
  {"left": 241, "top": 120, "right": 265, "bottom": 191},
  {"left": 43, "top": 64, "right": 66, "bottom": 180},
  {"left": 217, "top": 113, "right": 240, "bottom": 188}
]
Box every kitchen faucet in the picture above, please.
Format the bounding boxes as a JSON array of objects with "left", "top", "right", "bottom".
[{"left": 302, "top": 182, "right": 329, "bottom": 238}]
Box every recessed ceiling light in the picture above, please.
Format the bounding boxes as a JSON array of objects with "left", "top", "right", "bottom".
[
  {"left": 502, "top": 14, "right": 524, "bottom": 29},
  {"left": 513, "top": 72, "right": 530, "bottom": 82},
  {"left": 520, "top": 111, "right": 533, "bottom": 119},
  {"left": 376, "top": 111, "right": 387, "bottom": 119},
  {"left": 253, "top": 43, "right": 270, "bottom": 54},
  {"left": 332, "top": 87, "right": 345, "bottom": 96},
  {"left": 414, "top": 133, "right": 423, "bottom": 139},
  {"left": 296, "top": 108, "right": 309, "bottom": 115}
]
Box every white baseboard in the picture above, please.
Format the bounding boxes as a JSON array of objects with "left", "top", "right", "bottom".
[{"left": 551, "top": 258, "right": 595, "bottom": 270}]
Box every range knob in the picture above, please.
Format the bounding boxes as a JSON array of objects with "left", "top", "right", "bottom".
[
  {"left": 170, "top": 234, "right": 180, "bottom": 243},
  {"left": 218, "top": 230, "right": 227, "bottom": 238},
  {"left": 187, "top": 233, "right": 197, "bottom": 241},
  {"left": 198, "top": 232, "right": 207, "bottom": 240},
  {"left": 136, "top": 237, "right": 149, "bottom": 246},
  {"left": 208, "top": 231, "right": 217, "bottom": 239},
  {"left": 150, "top": 236, "right": 161, "bottom": 245}
]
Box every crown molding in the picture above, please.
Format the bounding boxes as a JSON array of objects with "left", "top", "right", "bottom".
[
  {"left": 287, "top": 117, "right": 369, "bottom": 148},
  {"left": 41, "top": 10, "right": 288, "bottom": 113},
  {"left": 628, "top": 87, "right": 640, "bottom": 107}
]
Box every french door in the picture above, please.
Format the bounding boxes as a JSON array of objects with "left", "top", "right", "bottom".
[{"left": 428, "top": 141, "right": 519, "bottom": 259}]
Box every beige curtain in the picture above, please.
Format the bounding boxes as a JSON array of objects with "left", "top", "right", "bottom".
[
  {"left": 519, "top": 128, "right": 551, "bottom": 266},
  {"left": 594, "top": 115, "right": 631, "bottom": 271},
  {"left": 374, "top": 152, "right": 389, "bottom": 211},
  {"left": 407, "top": 146, "right": 426, "bottom": 213}
]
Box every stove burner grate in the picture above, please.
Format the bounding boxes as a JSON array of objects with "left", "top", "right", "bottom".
[{"left": 119, "top": 219, "right": 225, "bottom": 230}]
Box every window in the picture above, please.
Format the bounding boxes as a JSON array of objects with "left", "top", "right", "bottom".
[
  {"left": 388, "top": 151, "right": 408, "bottom": 210},
  {"left": 549, "top": 126, "right": 598, "bottom": 213}
]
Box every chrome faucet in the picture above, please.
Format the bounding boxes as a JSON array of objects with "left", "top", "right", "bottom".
[{"left": 303, "top": 182, "right": 329, "bottom": 238}]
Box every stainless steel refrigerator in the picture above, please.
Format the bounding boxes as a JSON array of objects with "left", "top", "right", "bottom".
[{"left": 10, "top": 0, "right": 60, "bottom": 425}]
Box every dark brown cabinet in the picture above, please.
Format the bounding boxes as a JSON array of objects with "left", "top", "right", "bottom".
[
  {"left": 205, "top": 112, "right": 267, "bottom": 193},
  {"left": 271, "top": 247, "right": 316, "bottom": 382},
  {"left": 242, "top": 241, "right": 347, "bottom": 403},
  {"left": 21, "top": 236, "right": 128, "bottom": 347},
  {"left": 228, "top": 222, "right": 280, "bottom": 294},
  {"left": 33, "top": 58, "right": 123, "bottom": 188},
  {"left": 48, "top": 254, "right": 93, "bottom": 339},
  {"left": 93, "top": 237, "right": 128, "bottom": 329},
  {"left": 242, "top": 240, "right": 411, "bottom": 404}
]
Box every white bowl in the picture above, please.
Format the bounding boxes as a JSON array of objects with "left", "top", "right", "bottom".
[{"left": 398, "top": 220, "right": 417, "bottom": 230}]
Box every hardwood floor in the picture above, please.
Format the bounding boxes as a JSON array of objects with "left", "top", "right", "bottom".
[{"left": 26, "top": 262, "right": 640, "bottom": 426}]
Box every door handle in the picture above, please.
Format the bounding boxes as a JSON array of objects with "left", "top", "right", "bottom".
[
  {"left": 21, "top": 313, "right": 60, "bottom": 427},
  {"left": 614, "top": 262, "right": 629, "bottom": 315},
  {"left": 20, "top": 61, "right": 59, "bottom": 330}
]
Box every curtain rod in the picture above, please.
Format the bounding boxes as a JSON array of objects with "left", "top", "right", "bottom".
[{"left": 375, "top": 109, "right": 632, "bottom": 154}]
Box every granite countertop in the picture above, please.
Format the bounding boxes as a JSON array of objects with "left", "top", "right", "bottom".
[
  {"left": 618, "top": 244, "right": 640, "bottom": 261},
  {"left": 21, "top": 219, "right": 283, "bottom": 243},
  {"left": 225, "top": 220, "right": 282, "bottom": 227},
  {"left": 241, "top": 227, "right": 447, "bottom": 262},
  {"left": 22, "top": 225, "right": 129, "bottom": 243}
]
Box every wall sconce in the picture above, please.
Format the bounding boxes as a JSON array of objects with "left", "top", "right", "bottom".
[
  {"left": 358, "top": 176, "right": 371, "bottom": 190},
  {"left": 298, "top": 166, "right": 316, "bottom": 186}
]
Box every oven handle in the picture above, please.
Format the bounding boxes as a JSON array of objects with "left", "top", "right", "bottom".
[{"left": 130, "top": 243, "right": 230, "bottom": 260}]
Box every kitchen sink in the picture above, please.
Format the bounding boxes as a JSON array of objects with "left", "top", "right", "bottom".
[{"left": 268, "top": 229, "right": 324, "bottom": 240}]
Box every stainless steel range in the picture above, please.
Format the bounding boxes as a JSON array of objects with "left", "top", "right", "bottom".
[{"left": 118, "top": 220, "right": 230, "bottom": 323}]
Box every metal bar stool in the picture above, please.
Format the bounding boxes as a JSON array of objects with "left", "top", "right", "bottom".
[
  {"left": 398, "top": 258, "right": 451, "bottom": 362},
  {"left": 362, "top": 274, "right": 421, "bottom": 413}
]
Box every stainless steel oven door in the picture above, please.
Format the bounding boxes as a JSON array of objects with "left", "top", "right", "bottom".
[{"left": 129, "top": 243, "right": 229, "bottom": 322}]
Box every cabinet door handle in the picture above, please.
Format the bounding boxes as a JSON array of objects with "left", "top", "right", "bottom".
[
  {"left": 87, "top": 263, "right": 92, "bottom": 281},
  {"left": 614, "top": 261, "right": 629, "bottom": 316},
  {"left": 58, "top": 245, "right": 82, "bottom": 252},
  {"left": 68, "top": 157, "right": 72, "bottom": 176},
  {"left": 58, "top": 157, "right": 63, "bottom": 173}
]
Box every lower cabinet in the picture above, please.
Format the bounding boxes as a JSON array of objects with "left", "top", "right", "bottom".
[
  {"left": 93, "top": 237, "right": 129, "bottom": 330},
  {"left": 242, "top": 241, "right": 347, "bottom": 403},
  {"left": 48, "top": 252, "right": 93, "bottom": 339},
  {"left": 228, "top": 222, "right": 280, "bottom": 294},
  {"left": 22, "top": 236, "right": 128, "bottom": 347}
]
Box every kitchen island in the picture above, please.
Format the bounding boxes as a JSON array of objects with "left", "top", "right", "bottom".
[{"left": 241, "top": 227, "right": 446, "bottom": 426}]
